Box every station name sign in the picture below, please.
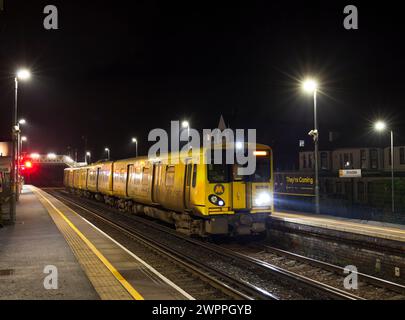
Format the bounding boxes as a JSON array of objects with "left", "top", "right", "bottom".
[
  {"left": 339, "top": 169, "right": 362, "bottom": 178},
  {"left": 282, "top": 174, "right": 315, "bottom": 195}
]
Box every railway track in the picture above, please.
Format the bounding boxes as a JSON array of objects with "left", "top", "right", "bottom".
[
  {"left": 47, "top": 189, "right": 275, "bottom": 300},
  {"left": 223, "top": 243, "right": 405, "bottom": 300},
  {"left": 48, "top": 188, "right": 371, "bottom": 300}
]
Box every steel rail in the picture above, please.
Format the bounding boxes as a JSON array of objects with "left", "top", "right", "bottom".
[
  {"left": 52, "top": 189, "right": 361, "bottom": 300},
  {"left": 259, "top": 244, "right": 405, "bottom": 296},
  {"left": 49, "top": 190, "right": 278, "bottom": 300}
]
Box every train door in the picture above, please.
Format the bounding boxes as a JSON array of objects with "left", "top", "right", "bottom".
[
  {"left": 96, "top": 167, "right": 100, "bottom": 192},
  {"left": 184, "top": 159, "right": 193, "bottom": 209},
  {"left": 126, "top": 164, "right": 133, "bottom": 197},
  {"left": 232, "top": 165, "right": 248, "bottom": 209},
  {"left": 152, "top": 163, "right": 161, "bottom": 204},
  {"left": 86, "top": 169, "right": 89, "bottom": 189}
]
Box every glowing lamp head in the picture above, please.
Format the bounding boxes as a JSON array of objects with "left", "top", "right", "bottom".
[
  {"left": 182, "top": 120, "right": 189, "bottom": 128},
  {"left": 18, "top": 119, "right": 27, "bottom": 125},
  {"left": 30, "top": 153, "right": 40, "bottom": 159},
  {"left": 86, "top": 151, "right": 91, "bottom": 156},
  {"left": 302, "top": 79, "right": 318, "bottom": 93},
  {"left": 374, "top": 121, "right": 386, "bottom": 132},
  {"left": 105, "top": 148, "right": 109, "bottom": 152},
  {"left": 132, "top": 138, "right": 137, "bottom": 143},
  {"left": 16, "top": 69, "right": 31, "bottom": 81},
  {"left": 21, "top": 136, "right": 27, "bottom": 142}
]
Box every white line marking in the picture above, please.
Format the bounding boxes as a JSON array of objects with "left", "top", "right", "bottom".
[{"left": 40, "top": 188, "right": 195, "bottom": 300}]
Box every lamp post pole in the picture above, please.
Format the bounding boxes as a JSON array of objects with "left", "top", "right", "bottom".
[
  {"left": 302, "top": 79, "right": 320, "bottom": 215},
  {"left": 9, "top": 78, "right": 19, "bottom": 222},
  {"left": 86, "top": 152, "right": 91, "bottom": 164},
  {"left": 374, "top": 121, "right": 395, "bottom": 213},
  {"left": 132, "top": 138, "right": 138, "bottom": 157},
  {"left": 313, "top": 89, "right": 320, "bottom": 215}
]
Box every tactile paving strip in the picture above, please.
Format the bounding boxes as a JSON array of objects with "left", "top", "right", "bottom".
[{"left": 33, "top": 188, "right": 135, "bottom": 300}]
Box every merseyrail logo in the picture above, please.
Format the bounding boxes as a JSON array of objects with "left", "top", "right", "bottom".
[{"left": 214, "top": 184, "right": 225, "bottom": 195}]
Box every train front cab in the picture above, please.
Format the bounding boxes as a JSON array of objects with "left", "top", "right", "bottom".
[{"left": 190, "top": 144, "right": 273, "bottom": 236}]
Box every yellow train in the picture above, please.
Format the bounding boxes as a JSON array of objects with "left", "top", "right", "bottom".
[{"left": 64, "top": 143, "right": 273, "bottom": 236}]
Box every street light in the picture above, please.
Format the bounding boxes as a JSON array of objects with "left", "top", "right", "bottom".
[
  {"left": 18, "top": 120, "right": 27, "bottom": 159},
  {"left": 182, "top": 120, "right": 190, "bottom": 148},
  {"left": 10, "top": 68, "right": 31, "bottom": 222},
  {"left": 21, "top": 136, "right": 27, "bottom": 154},
  {"left": 131, "top": 137, "right": 138, "bottom": 157},
  {"left": 86, "top": 151, "right": 91, "bottom": 164},
  {"left": 374, "top": 120, "right": 395, "bottom": 213},
  {"left": 302, "top": 78, "right": 320, "bottom": 214},
  {"left": 105, "top": 147, "right": 110, "bottom": 160},
  {"left": 16, "top": 69, "right": 31, "bottom": 81}
]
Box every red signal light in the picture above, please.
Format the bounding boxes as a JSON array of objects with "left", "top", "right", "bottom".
[{"left": 25, "top": 161, "right": 33, "bottom": 168}]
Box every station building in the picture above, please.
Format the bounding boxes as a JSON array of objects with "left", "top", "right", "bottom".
[{"left": 274, "top": 132, "right": 405, "bottom": 222}]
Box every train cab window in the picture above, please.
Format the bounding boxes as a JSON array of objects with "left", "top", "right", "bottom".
[
  {"left": 238, "top": 156, "right": 271, "bottom": 182},
  {"left": 207, "top": 164, "right": 230, "bottom": 183},
  {"left": 192, "top": 164, "right": 197, "bottom": 188},
  {"left": 142, "top": 167, "right": 150, "bottom": 185}
]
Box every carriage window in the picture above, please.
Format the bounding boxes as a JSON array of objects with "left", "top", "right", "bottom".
[
  {"left": 192, "top": 164, "right": 197, "bottom": 188},
  {"left": 165, "top": 166, "right": 175, "bottom": 186},
  {"left": 142, "top": 167, "right": 150, "bottom": 185},
  {"left": 134, "top": 167, "right": 141, "bottom": 184}
]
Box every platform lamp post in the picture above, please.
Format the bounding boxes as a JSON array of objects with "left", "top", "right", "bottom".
[
  {"left": 182, "top": 120, "right": 190, "bottom": 149},
  {"left": 9, "top": 69, "right": 31, "bottom": 223},
  {"left": 17, "top": 119, "right": 27, "bottom": 191},
  {"left": 131, "top": 137, "right": 138, "bottom": 157},
  {"left": 86, "top": 151, "right": 91, "bottom": 164},
  {"left": 105, "top": 147, "right": 110, "bottom": 160},
  {"left": 302, "top": 78, "right": 320, "bottom": 214},
  {"left": 21, "top": 136, "right": 27, "bottom": 154},
  {"left": 374, "top": 120, "right": 395, "bottom": 213}
]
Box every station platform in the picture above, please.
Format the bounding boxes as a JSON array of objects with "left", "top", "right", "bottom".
[
  {"left": 272, "top": 211, "right": 405, "bottom": 243},
  {"left": 0, "top": 185, "right": 193, "bottom": 300}
]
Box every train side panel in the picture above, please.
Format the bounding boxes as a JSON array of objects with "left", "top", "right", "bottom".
[
  {"left": 97, "top": 162, "right": 114, "bottom": 195},
  {"left": 87, "top": 165, "right": 100, "bottom": 193},
  {"left": 154, "top": 162, "right": 186, "bottom": 212},
  {"left": 73, "top": 168, "right": 81, "bottom": 189},
  {"left": 112, "top": 159, "right": 130, "bottom": 198},
  {"left": 127, "top": 158, "right": 154, "bottom": 205}
]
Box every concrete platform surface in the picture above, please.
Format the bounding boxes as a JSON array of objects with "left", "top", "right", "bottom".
[
  {"left": 0, "top": 186, "right": 99, "bottom": 299},
  {"left": 0, "top": 185, "right": 193, "bottom": 300},
  {"left": 273, "top": 210, "right": 405, "bottom": 243}
]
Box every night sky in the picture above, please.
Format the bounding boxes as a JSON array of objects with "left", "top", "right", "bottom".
[{"left": 0, "top": 1, "right": 404, "bottom": 169}]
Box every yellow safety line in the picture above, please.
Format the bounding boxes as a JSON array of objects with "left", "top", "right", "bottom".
[
  {"left": 33, "top": 187, "right": 144, "bottom": 300},
  {"left": 274, "top": 211, "right": 405, "bottom": 236}
]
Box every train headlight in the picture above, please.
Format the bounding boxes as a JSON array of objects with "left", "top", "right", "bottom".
[
  {"left": 254, "top": 192, "right": 272, "bottom": 207},
  {"left": 209, "top": 194, "right": 225, "bottom": 206}
]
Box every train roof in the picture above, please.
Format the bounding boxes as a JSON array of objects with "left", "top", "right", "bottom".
[{"left": 65, "top": 142, "right": 271, "bottom": 170}]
